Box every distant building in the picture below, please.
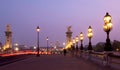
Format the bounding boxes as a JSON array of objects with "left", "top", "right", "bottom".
[
  {"left": 39, "top": 47, "right": 63, "bottom": 52},
  {"left": 18, "top": 45, "right": 29, "bottom": 51}
]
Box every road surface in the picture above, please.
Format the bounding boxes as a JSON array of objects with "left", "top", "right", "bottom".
[{"left": 0, "top": 55, "right": 117, "bottom": 70}]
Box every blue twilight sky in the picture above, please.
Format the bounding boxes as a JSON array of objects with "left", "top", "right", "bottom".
[{"left": 0, "top": 0, "right": 120, "bottom": 47}]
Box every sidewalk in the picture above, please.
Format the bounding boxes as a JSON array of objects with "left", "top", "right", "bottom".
[{"left": 0, "top": 55, "right": 117, "bottom": 70}]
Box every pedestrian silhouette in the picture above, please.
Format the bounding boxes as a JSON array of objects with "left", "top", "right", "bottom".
[{"left": 63, "top": 49, "right": 67, "bottom": 56}]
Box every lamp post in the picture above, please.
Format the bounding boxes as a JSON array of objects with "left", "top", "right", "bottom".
[
  {"left": 46, "top": 37, "right": 49, "bottom": 54},
  {"left": 87, "top": 26, "right": 93, "bottom": 51},
  {"left": 75, "top": 36, "right": 79, "bottom": 55},
  {"left": 36, "top": 26, "right": 40, "bottom": 56},
  {"left": 72, "top": 38, "right": 75, "bottom": 55},
  {"left": 72, "top": 38, "right": 75, "bottom": 47},
  {"left": 103, "top": 12, "right": 113, "bottom": 51},
  {"left": 80, "top": 32, "right": 84, "bottom": 51}
]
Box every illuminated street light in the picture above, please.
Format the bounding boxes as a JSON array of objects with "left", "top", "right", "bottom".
[
  {"left": 75, "top": 36, "right": 79, "bottom": 52},
  {"left": 46, "top": 37, "right": 49, "bottom": 54},
  {"left": 87, "top": 26, "right": 93, "bottom": 51},
  {"left": 36, "top": 26, "right": 40, "bottom": 56},
  {"left": 73, "top": 38, "right": 75, "bottom": 44},
  {"left": 72, "top": 38, "right": 75, "bottom": 51},
  {"left": 103, "top": 12, "right": 113, "bottom": 51},
  {"left": 14, "top": 47, "right": 19, "bottom": 52},
  {"left": 80, "top": 32, "right": 84, "bottom": 50}
]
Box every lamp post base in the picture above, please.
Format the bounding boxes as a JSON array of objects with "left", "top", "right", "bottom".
[
  {"left": 104, "top": 32, "right": 113, "bottom": 51},
  {"left": 104, "top": 43, "right": 113, "bottom": 51}
]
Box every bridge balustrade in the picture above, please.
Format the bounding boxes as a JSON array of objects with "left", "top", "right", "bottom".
[{"left": 79, "top": 51, "right": 120, "bottom": 70}]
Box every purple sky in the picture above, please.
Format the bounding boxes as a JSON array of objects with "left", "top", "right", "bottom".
[{"left": 0, "top": 0, "right": 120, "bottom": 47}]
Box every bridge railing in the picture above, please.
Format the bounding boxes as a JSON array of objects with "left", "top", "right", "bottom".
[{"left": 79, "top": 51, "right": 120, "bottom": 69}]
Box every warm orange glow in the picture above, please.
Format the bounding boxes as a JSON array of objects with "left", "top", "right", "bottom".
[
  {"left": 103, "top": 12, "right": 112, "bottom": 32},
  {"left": 14, "top": 47, "right": 19, "bottom": 51},
  {"left": 0, "top": 51, "right": 52, "bottom": 57},
  {"left": 65, "top": 42, "right": 72, "bottom": 49},
  {"left": 104, "top": 13, "right": 112, "bottom": 23},
  {"left": 75, "top": 36, "right": 79, "bottom": 42},
  {"left": 116, "top": 48, "right": 119, "bottom": 51},
  {"left": 88, "top": 28, "right": 92, "bottom": 33},
  {"left": 3, "top": 44, "right": 10, "bottom": 50},
  {"left": 80, "top": 32, "right": 84, "bottom": 41},
  {"left": 87, "top": 26, "right": 93, "bottom": 38},
  {"left": 72, "top": 38, "right": 75, "bottom": 44}
]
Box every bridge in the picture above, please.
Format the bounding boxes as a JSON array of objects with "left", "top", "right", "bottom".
[{"left": 0, "top": 51, "right": 120, "bottom": 70}]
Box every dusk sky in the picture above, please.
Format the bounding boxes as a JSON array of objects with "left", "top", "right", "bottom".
[{"left": 0, "top": 0, "right": 120, "bottom": 47}]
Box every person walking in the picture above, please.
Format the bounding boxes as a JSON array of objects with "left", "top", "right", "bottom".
[{"left": 63, "top": 49, "right": 67, "bottom": 56}]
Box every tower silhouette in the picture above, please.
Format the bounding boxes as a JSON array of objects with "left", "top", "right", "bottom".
[
  {"left": 65, "top": 26, "right": 73, "bottom": 49},
  {"left": 3, "top": 24, "right": 12, "bottom": 50}
]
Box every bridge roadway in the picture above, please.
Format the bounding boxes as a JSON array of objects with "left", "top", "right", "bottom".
[{"left": 0, "top": 54, "right": 117, "bottom": 70}]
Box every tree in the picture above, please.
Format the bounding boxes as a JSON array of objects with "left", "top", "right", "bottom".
[
  {"left": 112, "top": 40, "right": 120, "bottom": 51},
  {"left": 94, "top": 42, "right": 105, "bottom": 52}
]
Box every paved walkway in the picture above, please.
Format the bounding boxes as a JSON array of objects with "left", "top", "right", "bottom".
[{"left": 0, "top": 55, "right": 117, "bottom": 70}]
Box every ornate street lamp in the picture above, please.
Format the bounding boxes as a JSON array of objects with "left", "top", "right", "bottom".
[
  {"left": 75, "top": 36, "right": 79, "bottom": 52},
  {"left": 103, "top": 12, "right": 113, "bottom": 51},
  {"left": 46, "top": 37, "right": 49, "bottom": 54},
  {"left": 87, "top": 26, "right": 93, "bottom": 51},
  {"left": 72, "top": 38, "right": 75, "bottom": 51},
  {"left": 80, "top": 32, "right": 84, "bottom": 50},
  {"left": 36, "top": 26, "right": 40, "bottom": 56}
]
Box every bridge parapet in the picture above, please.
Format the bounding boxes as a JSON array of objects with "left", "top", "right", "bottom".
[{"left": 79, "top": 51, "right": 120, "bottom": 70}]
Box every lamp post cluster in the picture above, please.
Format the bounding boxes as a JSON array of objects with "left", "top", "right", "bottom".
[
  {"left": 70, "top": 12, "right": 113, "bottom": 54},
  {"left": 71, "top": 25, "right": 93, "bottom": 53}
]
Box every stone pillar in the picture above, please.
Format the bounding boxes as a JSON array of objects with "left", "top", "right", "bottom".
[
  {"left": 3, "top": 24, "right": 12, "bottom": 50},
  {"left": 65, "top": 26, "right": 73, "bottom": 49}
]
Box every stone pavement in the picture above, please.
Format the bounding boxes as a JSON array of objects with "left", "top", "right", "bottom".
[{"left": 0, "top": 55, "right": 117, "bottom": 70}]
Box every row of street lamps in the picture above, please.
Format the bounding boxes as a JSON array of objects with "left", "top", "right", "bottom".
[
  {"left": 70, "top": 12, "right": 113, "bottom": 52},
  {"left": 36, "top": 26, "right": 49, "bottom": 56},
  {"left": 36, "top": 12, "right": 113, "bottom": 56},
  {"left": 72, "top": 26, "right": 93, "bottom": 52}
]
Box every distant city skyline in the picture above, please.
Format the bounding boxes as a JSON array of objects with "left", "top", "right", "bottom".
[{"left": 0, "top": 0, "right": 120, "bottom": 47}]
